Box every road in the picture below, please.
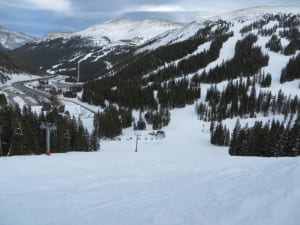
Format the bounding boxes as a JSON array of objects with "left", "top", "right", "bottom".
[
  {"left": 0, "top": 84, "right": 39, "bottom": 107},
  {"left": 11, "top": 76, "right": 54, "bottom": 105},
  {"left": 4, "top": 75, "right": 98, "bottom": 116},
  {"left": 57, "top": 97, "right": 98, "bottom": 114}
]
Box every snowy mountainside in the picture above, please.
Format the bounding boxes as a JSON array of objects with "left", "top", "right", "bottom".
[
  {"left": 0, "top": 26, "right": 36, "bottom": 50},
  {"left": 0, "top": 50, "right": 39, "bottom": 82},
  {"left": 132, "top": 6, "right": 300, "bottom": 88},
  {"left": 12, "top": 19, "right": 184, "bottom": 80},
  {"left": 216, "top": 6, "right": 300, "bottom": 21},
  {"left": 95, "top": 7, "right": 300, "bottom": 84},
  {"left": 0, "top": 28, "right": 39, "bottom": 83},
  {"left": 82, "top": 6, "right": 300, "bottom": 152},
  {"left": 141, "top": 6, "right": 300, "bottom": 51},
  {"left": 139, "top": 21, "right": 204, "bottom": 52},
  {"left": 42, "top": 19, "right": 184, "bottom": 47},
  {"left": 74, "top": 18, "right": 184, "bottom": 47}
]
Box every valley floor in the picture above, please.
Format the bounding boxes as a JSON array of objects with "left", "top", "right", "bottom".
[{"left": 0, "top": 106, "right": 299, "bottom": 225}]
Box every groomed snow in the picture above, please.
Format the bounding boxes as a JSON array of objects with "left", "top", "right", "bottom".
[
  {"left": 143, "top": 41, "right": 212, "bottom": 79},
  {"left": 1, "top": 106, "right": 299, "bottom": 225},
  {"left": 12, "top": 96, "right": 25, "bottom": 109},
  {"left": 0, "top": 74, "right": 41, "bottom": 87}
]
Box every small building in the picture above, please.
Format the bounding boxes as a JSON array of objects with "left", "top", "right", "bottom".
[
  {"left": 149, "top": 130, "right": 165, "bottom": 138},
  {"left": 39, "top": 79, "right": 49, "bottom": 89},
  {"left": 42, "top": 102, "right": 52, "bottom": 112},
  {"left": 56, "top": 80, "right": 82, "bottom": 93}
]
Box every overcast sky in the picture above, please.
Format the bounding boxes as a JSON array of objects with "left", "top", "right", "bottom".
[{"left": 0, "top": 0, "right": 298, "bottom": 37}]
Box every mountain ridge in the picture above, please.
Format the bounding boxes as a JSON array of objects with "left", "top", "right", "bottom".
[
  {"left": 213, "top": 6, "right": 300, "bottom": 22},
  {"left": 9, "top": 6, "right": 300, "bottom": 83},
  {"left": 0, "top": 26, "right": 36, "bottom": 50},
  {"left": 1, "top": 6, "right": 299, "bottom": 48},
  {"left": 41, "top": 18, "right": 185, "bottom": 46}
]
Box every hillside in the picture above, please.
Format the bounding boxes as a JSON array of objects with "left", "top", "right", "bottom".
[
  {"left": 0, "top": 50, "right": 40, "bottom": 83},
  {"left": 0, "top": 26, "right": 36, "bottom": 50},
  {"left": 80, "top": 7, "right": 300, "bottom": 156},
  {"left": 1, "top": 6, "right": 299, "bottom": 156},
  {"left": 12, "top": 19, "right": 184, "bottom": 81},
  {"left": 0, "top": 27, "right": 39, "bottom": 81},
  {"left": 84, "top": 7, "right": 299, "bottom": 101}
]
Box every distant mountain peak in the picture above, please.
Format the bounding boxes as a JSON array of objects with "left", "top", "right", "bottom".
[
  {"left": 103, "top": 17, "right": 185, "bottom": 25},
  {"left": 35, "top": 18, "right": 185, "bottom": 48},
  {"left": 68, "top": 18, "right": 185, "bottom": 47},
  {"left": 103, "top": 18, "right": 135, "bottom": 24},
  {"left": 41, "top": 31, "right": 71, "bottom": 41},
  {"left": 0, "top": 26, "right": 36, "bottom": 50}
]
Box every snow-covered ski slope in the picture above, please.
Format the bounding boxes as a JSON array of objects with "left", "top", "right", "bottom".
[
  {"left": 1, "top": 106, "right": 300, "bottom": 225},
  {"left": 138, "top": 6, "right": 300, "bottom": 97},
  {"left": 39, "top": 18, "right": 184, "bottom": 75}
]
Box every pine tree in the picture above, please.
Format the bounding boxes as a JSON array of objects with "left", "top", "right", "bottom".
[
  {"left": 229, "top": 119, "right": 241, "bottom": 155},
  {"left": 89, "top": 129, "right": 100, "bottom": 151}
]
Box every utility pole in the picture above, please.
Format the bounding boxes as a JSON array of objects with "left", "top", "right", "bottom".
[
  {"left": 0, "top": 127, "right": 2, "bottom": 157},
  {"left": 7, "top": 123, "right": 23, "bottom": 156},
  {"left": 134, "top": 133, "right": 141, "bottom": 152},
  {"left": 77, "top": 61, "right": 80, "bottom": 82},
  {"left": 40, "top": 122, "right": 57, "bottom": 156}
]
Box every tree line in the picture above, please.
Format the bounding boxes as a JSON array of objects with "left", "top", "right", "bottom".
[
  {"left": 93, "top": 105, "right": 171, "bottom": 138},
  {"left": 0, "top": 104, "right": 99, "bottom": 157},
  {"left": 229, "top": 116, "right": 300, "bottom": 157},
  {"left": 196, "top": 78, "right": 299, "bottom": 122},
  {"left": 82, "top": 21, "right": 232, "bottom": 108},
  {"left": 81, "top": 17, "right": 299, "bottom": 146},
  {"left": 281, "top": 53, "right": 300, "bottom": 83},
  {"left": 0, "top": 50, "right": 39, "bottom": 83},
  {"left": 193, "top": 34, "right": 269, "bottom": 84},
  {"left": 144, "top": 31, "right": 233, "bottom": 84},
  {"left": 239, "top": 14, "right": 300, "bottom": 56},
  {"left": 210, "top": 114, "right": 300, "bottom": 157}
]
